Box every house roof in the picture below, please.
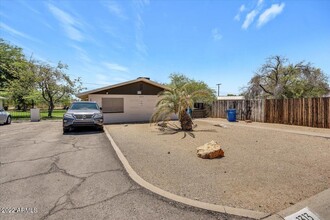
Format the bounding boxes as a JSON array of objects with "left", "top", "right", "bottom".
[{"left": 77, "top": 77, "right": 169, "bottom": 99}]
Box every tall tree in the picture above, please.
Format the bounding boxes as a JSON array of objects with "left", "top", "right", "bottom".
[
  {"left": 168, "top": 73, "right": 216, "bottom": 103},
  {"left": 243, "top": 55, "right": 329, "bottom": 99},
  {"left": 7, "top": 61, "right": 37, "bottom": 110},
  {"left": 0, "top": 38, "right": 28, "bottom": 89},
  {"left": 1, "top": 39, "right": 82, "bottom": 112},
  {"left": 33, "top": 61, "right": 83, "bottom": 117},
  {"left": 151, "top": 74, "right": 215, "bottom": 131},
  {"left": 0, "top": 39, "right": 38, "bottom": 109}
]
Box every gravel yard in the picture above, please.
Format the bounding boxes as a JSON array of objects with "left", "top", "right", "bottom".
[{"left": 106, "top": 119, "right": 330, "bottom": 213}]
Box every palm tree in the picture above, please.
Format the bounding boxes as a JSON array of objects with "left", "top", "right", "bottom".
[{"left": 151, "top": 84, "right": 212, "bottom": 131}]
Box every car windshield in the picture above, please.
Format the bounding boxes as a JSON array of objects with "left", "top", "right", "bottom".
[{"left": 70, "top": 103, "right": 99, "bottom": 110}]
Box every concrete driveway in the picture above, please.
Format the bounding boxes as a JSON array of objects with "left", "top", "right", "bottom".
[{"left": 0, "top": 121, "right": 247, "bottom": 220}]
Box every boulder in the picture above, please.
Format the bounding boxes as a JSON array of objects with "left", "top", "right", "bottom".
[{"left": 196, "top": 140, "right": 224, "bottom": 159}]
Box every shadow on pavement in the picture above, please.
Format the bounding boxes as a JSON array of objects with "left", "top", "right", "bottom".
[{"left": 63, "top": 127, "right": 104, "bottom": 135}]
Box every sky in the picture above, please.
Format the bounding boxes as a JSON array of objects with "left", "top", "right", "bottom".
[{"left": 1, "top": 0, "right": 330, "bottom": 96}]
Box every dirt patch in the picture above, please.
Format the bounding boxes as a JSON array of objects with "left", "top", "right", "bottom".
[{"left": 106, "top": 120, "right": 330, "bottom": 213}]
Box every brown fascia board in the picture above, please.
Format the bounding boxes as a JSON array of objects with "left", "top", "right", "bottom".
[{"left": 76, "top": 78, "right": 169, "bottom": 98}]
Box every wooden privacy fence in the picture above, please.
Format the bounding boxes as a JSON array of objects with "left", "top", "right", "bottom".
[
  {"left": 212, "top": 97, "right": 330, "bottom": 128},
  {"left": 212, "top": 99, "right": 265, "bottom": 122}
]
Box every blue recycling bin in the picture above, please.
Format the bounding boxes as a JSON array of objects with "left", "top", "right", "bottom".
[{"left": 226, "top": 109, "right": 236, "bottom": 122}]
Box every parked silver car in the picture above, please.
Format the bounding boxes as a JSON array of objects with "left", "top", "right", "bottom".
[
  {"left": 63, "top": 101, "right": 103, "bottom": 133},
  {"left": 0, "top": 108, "right": 11, "bottom": 125}
]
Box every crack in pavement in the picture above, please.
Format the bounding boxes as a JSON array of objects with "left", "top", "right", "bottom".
[
  {"left": 76, "top": 168, "right": 123, "bottom": 177},
  {"left": 0, "top": 143, "right": 114, "bottom": 184},
  {"left": 1, "top": 138, "right": 78, "bottom": 148},
  {"left": 0, "top": 139, "right": 100, "bottom": 165},
  {"left": 0, "top": 140, "right": 36, "bottom": 149},
  {"left": 39, "top": 169, "right": 134, "bottom": 220},
  {"left": 71, "top": 142, "right": 81, "bottom": 151},
  {"left": 0, "top": 160, "right": 84, "bottom": 185},
  {"left": 2, "top": 124, "right": 144, "bottom": 220},
  {"left": 40, "top": 186, "right": 141, "bottom": 220},
  {"left": 2, "top": 152, "right": 128, "bottom": 220},
  {"left": 48, "top": 162, "right": 85, "bottom": 180},
  {"left": 0, "top": 150, "right": 79, "bottom": 165}
]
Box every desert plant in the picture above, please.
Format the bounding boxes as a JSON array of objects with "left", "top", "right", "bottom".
[{"left": 151, "top": 83, "right": 212, "bottom": 131}]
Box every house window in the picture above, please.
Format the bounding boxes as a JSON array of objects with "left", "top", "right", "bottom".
[
  {"left": 102, "top": 98, "right": 124, "bottom": 113},
  {"left": 194, "top": 103, "right": 204, "bottom": 109}
]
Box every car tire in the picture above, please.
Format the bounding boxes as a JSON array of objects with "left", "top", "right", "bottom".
[{"left": 5, "top": 116, "right": 11, "bottom": 125}]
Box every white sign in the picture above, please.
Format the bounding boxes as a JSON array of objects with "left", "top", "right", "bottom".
[{"left": 285, "top": 207, "right": 320, "bottom": 220}]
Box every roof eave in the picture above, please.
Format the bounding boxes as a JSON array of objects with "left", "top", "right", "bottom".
[{"left": 76, "top": 78, "right": 169, "bottom": 98}]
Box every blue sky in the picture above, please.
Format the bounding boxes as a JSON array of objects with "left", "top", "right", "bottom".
[{"left": 1, "top": 0, "right": 329, "bottom": 95}]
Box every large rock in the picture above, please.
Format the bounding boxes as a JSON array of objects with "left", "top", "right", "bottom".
[{"left": 196, "top": 140, "right": 224, "bottom": 159}]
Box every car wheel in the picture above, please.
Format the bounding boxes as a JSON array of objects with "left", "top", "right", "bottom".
[{"left": 6, "top": 116, "right": 11, "bottom": 125}]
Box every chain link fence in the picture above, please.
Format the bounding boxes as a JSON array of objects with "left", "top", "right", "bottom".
[{"left": 9, "top": 109, "right": 66, "bottom": 120}]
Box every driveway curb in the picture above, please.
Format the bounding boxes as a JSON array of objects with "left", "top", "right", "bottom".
[
  {"left": 195, "top": 119, "right": 330, "bottom": 139},
  {"left": 104, "top": 128, "right": 269, "bottom": 219}
]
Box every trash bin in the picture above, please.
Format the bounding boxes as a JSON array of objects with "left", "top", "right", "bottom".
[
  {"left": 30, "top": 108, "right": 40, "bottom": 122},
  {"left": 187, "top": 107, "right": 192, "bottom": 118},
  {"left": 226, "top": 109, "right": 236, "bottom": 122}
]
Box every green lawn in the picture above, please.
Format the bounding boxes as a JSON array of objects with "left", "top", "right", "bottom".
[{"left": 9, "top": 109, "right": 66, "bottom": 120}]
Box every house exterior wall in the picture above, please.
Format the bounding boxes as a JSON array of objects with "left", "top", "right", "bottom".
[{"left": 88, "top": 94, "right": 176, "bottom": 124}]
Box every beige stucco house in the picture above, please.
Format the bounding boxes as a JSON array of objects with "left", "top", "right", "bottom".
[{"left": 77, "top": 77, "right": 175, "bottom": 124}]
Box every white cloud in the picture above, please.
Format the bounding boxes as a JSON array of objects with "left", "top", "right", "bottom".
[
  {"left": 257, "top": 0, "right": 264, "bottom": 7},
  {"left": 234, "top": 4, "right": 246, "bottom": 21},
  {"left": 134, "top": 0, "right": 150, "bottom": 8},
  {"left": 234, "top": 14, "right": 240, "bottom": 21},
  {"left": 47, "top": 4, "right": 84, "bottom": 41},
  {"left": 212, "top": 28, "right": 222, "bottom": 41},
  {"left": 0, "top": 22, "right": 41, "bottom": 43},
  {"left": 242, "top": 10, "right": 258, "bottom": 30},
  {"left": 103, "top": 1, "right": 127, "bottom": 19},
  {"left": 96, "top": 74, "right": 108, "bottom": 81},
  {"left": 133, "top": 1, "right": 149, "bottom": 58},
  {"left": 257, "top": 3, "right": 285, "bottom": 28},
  {"left": 20, "top": 0, "right": 40, "bottom": 14},
  {"left": 240, "top": 4, "right": 246, "bottom": 12},
  {"left": 70, "top": 44, "right": 91, "bottom": 63},
  {"left": 103, "top": 62, "right": 129, "bottom": 72}
]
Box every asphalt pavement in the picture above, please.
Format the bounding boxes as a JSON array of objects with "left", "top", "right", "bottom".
[{"left": 0, "top": 121, "right": 250, "bottom": 220}]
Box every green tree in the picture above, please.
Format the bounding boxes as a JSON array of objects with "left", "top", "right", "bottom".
[
  {"left": 168, "top": 73, "right": 216, "bottom": 103},
  {"left": 0, "top": 39, "right": 38, "bottom": 109},
  {"left": 243, "top": 55, "right": 329, "bottom": 99},
  {"left": 1, "top": 39, "right": 82, "bottom": 112},
  {"left": 7, "top": 62, "right": 37, "bottom": 110},
  {"left": 0, "top": 38, "right": 27, "bottom": 89},
  {"left": 33, "top": 61, "right": 83, "bottom": 117},
  {"left": 151, "top": 74, "right": 215, "bottom": 131}
]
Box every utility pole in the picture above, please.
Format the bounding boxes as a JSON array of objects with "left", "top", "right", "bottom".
[{"left": 216, "top": 83, "right": 221, "bottom": 97}]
